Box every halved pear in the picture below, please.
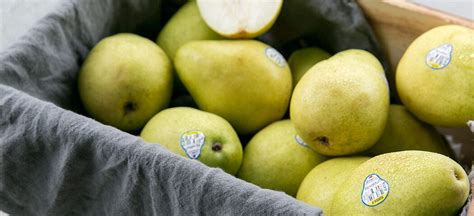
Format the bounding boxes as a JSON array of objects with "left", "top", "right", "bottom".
[{"left": 197, "top": 0, "right": 283, "bottom": 39}]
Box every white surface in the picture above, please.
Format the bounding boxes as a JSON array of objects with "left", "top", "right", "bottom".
[
  {"left": 411, "top": 0, "right": 474, "bottom": 20},
  {"left": 0, "top": 0, "right": 62, "bottom": 51}
]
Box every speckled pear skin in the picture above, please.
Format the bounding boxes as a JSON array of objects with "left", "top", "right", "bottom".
[
  {"left": 78, "top": 33, "right": 172, "bottom": 132},
  {"left": 237, "top": 120, "right": 327, "bottom": 196},
  {"left": 296, "top": 157, "right": 370, "bottom": 215},
  {"left": 175, "top": 40, "right": 292, "bottom": 135},
  {"left": 140, "top": 107, "right": 243, "bottom": 175},
  {"left": 290, "top": 50, "right": 389, "bottom": 156},
  {"left": 396, "top": 25, "right": 474, "bottom": 127},
  {"left": 331, "top": 151, "right": 469, "bottom": 216}
]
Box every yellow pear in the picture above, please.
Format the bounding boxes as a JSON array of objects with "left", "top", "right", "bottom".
[
  {"left": 237, "top": 120, "right": 327, "bottom": 196},
  {"left": 290, "top": 50, "right": 389, "bottom": 156},
  {"left": 78, "top": 33, "right": 172, "bottom": 131},
  {"left": 332, "top": 151, "right": 469, "bottom": 215},
  {"left": 396, "top": 25, "right": 474, "bottom": 127},
  {"left": 156, "top": 1, "right": 223, "bottom": 60},
  {"left": 175, "top": 40, "right": 292, "bottom": 135},
  {"left": 296, "top": 157, "right": 370, "bottom": 215},
  {"left": 140, "top": 107, "right": 243, "bottom": 175}
]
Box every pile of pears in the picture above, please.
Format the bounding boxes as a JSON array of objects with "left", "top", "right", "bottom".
[{"left": 77, "top": 1, "right": 473, "bottom": 215}]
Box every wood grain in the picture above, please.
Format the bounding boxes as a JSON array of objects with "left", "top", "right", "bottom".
[{"left": 358, "top": 0, "right": 473, "bottom": 73}]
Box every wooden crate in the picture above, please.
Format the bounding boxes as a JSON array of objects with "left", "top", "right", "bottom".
[{"left": 357, "top": 1, "right": 473, "bottom": 214}]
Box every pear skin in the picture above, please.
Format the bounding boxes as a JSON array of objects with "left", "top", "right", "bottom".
[
  {"left": 175, "top": 40, "right": 292, "bottom": 135},
  {"left": 140, "top": 107, "right": 243, "bottom": 175},
  {"left": 331, "top": 151, "right": 469, "bottom": 215}
]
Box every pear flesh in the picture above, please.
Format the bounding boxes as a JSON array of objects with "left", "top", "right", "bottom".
[
  {"left": 197, "top": 0, "right": 283, "bottom": 38},
  {"left": 157, "top": 1, "right": 223, "bottom": 60}
]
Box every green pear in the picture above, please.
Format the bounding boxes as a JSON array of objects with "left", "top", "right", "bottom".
[
  {"left": 288, "top": 47, "right": 331, "bottom": 87},
  {"left": 331, "top": 151, "right": 469, "bottom": 215},
  {"left": 296, "top": 157, "right": 370, "bottom": 215},
  {"left": 366, "top": 104, "right": 452, "bottom": 156},
  {"left": 396, "top": 25, "right": 474, "bottom": 127},
  {"left": 140, "top": 107, "right": 242, "bottom": 175},
  {"left": 290, "top": 50, "right": 389, "bottom": 156},
  {"left": 237, "top": 120, "right": 327, "bottom": 196},
  {"left": 156, "top": 1, "right": 223, "bottom": 60},
  {"left": 78, "top": 33, "right": 172, "bottom": 132},
  {"left": 175, "top": 40, "right": 292, "bottom": 135}
]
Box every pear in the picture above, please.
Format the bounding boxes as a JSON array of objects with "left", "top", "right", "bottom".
[
  {"left": 396, "top": 25, "right": 474, "bottom": 127},
  {"left": 366, "top": 104, "right": 452, "bottom": 156},
  {"left": 175, "top": 40, "right": 292, "bottom": 135},
  {"left": 290, "top": 50, "right": 389, "bottom": 156},
  {"left": 78, "top": 33, "right": 172, "bottom": 132},
  {"left": 140, "top": 107, "right": 243, "bottom": 175},
  {"left": 296, "top": 157, "right": 370, "bottom": 215},
  {"left": 288, "top": 47, "right": 331, "bottom": 87},
  {"left": 156, "top": 1, "right": 223, "bottom": 60},
  {"left": 196, "top": 0, "right": 283, "bottom": 38},
  {"left": 331, "top": 151, "right": 470, "bottom": 215},
  {"left": 237, "top": 120, "right": 327, "bottom": 196}
]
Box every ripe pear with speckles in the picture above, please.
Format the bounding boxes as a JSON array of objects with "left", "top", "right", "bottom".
[
  {"left": 331, "top": 151, "right": 470, "bottom": 215},
  {"left": 237, "top": 120, "right": 327, "bottom": 196},
  {"left": 297, "top": 157, "right": 370, "bottom": 215},
  {"left": 397, "top": 25, "right": 474, "bottom": 127},
  {"left": 78, "top": 33, "right": 172, "bottom": 131},
  {"left": 140, "top": 107, "right": 243, "bottom": 175},
  {"left": 175, "top": 40, "right": 292, "bottom": 135},
  {"left": 290, "top": 49, "right": 389, "bottom": 156}
]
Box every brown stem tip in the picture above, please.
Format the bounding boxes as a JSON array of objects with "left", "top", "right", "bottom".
[
  {"left": 316, "top": 136, "right": 329, "bottom": 146},
  {"left": 212, "top": 142, "right": 222, "bottom": 152},
  {"left": 123, "top": 101, "right": 137, "bottom": 116}
]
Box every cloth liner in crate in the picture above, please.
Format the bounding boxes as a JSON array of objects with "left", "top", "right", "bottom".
[{"left": 0, "top": 0, "right": 471, "bottom": 214}]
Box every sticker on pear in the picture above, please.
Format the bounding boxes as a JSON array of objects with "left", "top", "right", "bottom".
[
  {"left": 361, "top": 173, "right": 390, "bottom": 207},
  {"left": 180, "top": 130, "right": 206, "bottom": 159}
]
